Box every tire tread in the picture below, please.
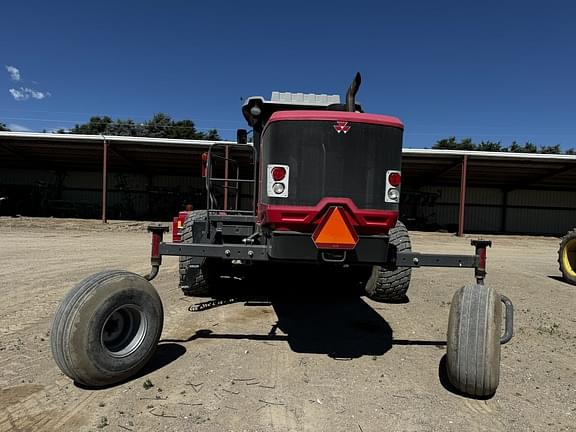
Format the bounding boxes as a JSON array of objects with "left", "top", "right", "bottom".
[
  {"left": 558, "top": 228, "right": 576, "bottom": 285},
  {"left": 51, "top": 270, "right": 162, "bottom": 386},
  {"left": 365, "top": 221, "right": 412, "bottom": 302},
  {"left": 447, "top": 284, "right": 501, "bottom": 397},
  {"left": 179, "top": 211, "right": 214, "bottom": 296}
]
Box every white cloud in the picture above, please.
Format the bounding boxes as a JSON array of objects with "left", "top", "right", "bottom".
[
  {"left": 9, "top": 88, "right": 26, "bottom": 101},
  {"left": 9, "top": 87, "right": 51, "bottom": 101},
  {"left": 29, "top": 88, "right": 51, "bottom": 99},
  {"left": 5, "top": 65, "right": 21, "bottom": 81},
  {"left": 7, "top": 123, "right": 32, "bottom": 132},
  {"left": 5, "top": 67, "right": 51, "bottom": 101}
]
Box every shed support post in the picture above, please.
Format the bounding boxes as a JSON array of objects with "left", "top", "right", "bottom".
[
  {"left": 102, "top": 138, "right": 109, "bottom": 223},
  {"left": 457, "top": 155, "right": 468, "bottom": 237},
  {"left": 147, "top": 175, "right": 153, "bottom": 218},
  {"left": 501, "top": 190, "right": 509, "bottom": 233},
  {"left": 224, "top": 145, "right": 229, "bottom": 211}
]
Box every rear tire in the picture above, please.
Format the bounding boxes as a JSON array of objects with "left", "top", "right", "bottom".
[
  {"left": 179, "top": 211, "right": 220, "bottom": 297},
  {"left": 558, "top": 229, "right": 576, "bottom": 285},
  {"left": 365, "top": 221, "right": 412, "bottom": 302},
  {"left": 446, "top": 284, "right": 502, "bottom": 397},
  {"left": 51, "top": 270, "right": 163, "bottom": 387}
]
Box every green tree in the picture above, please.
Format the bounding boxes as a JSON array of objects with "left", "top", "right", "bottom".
[
  {"left": 106, "top": 119, "right": 144, "bottom": 137},
  {"left": 0, "top": 122, "right": 10, "bottom": 131},
  {"left": 477, "top": 141, "right": 502, "bottom": 152},
  {"left": 433, "top": 137, "right": 476, "bottom": 150},
  {"left": 539, "top": 144, "right": 561, "bottom": 154},
  {"left": 71, "top": 116, "right": 114, "bottom": 135},
  {"left": 66, "top": 113, "right": 220, "bottom": 140},
  {"left": 509, "top": 141, "right": 537, "bottom": 153},
  {"left": 433, "top": 137, "right": 459, "bottom": 150},
  {"left": 203, "top": 129, "right": 220, "bottom": 140},
  {"left": 434, "top": 137, "right": 570, "bottom": 154},
  {"left": 168, "top": 119, "right": 200, "bottom": 139},
  {"left": 458, "top": 138, "right": 475, "bottom": 150},
  {"left": 565, "top": 148, "right": 576, "bottom": 155},
  {"left": 143, "top": 113, "right": 173, "bottom": 138},
  {"left": 524, "top": 142, "right": 538, "bottom": 153}
]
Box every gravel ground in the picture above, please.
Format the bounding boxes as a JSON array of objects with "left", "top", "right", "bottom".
[{"left": 0, "top": 217, "right": 575, "bottom": 432}]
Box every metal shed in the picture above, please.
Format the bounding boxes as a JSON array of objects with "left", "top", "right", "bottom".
[
  {"left": 1, "top": 132, "right": 575, "bottom": 234},
  {"left": 401, "top": 149, "right": 576, "bottom": 235}
]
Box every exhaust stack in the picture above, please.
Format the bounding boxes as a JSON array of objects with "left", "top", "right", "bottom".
[{"left": 346, "top": 72, "right": 362, "bottom": 112}]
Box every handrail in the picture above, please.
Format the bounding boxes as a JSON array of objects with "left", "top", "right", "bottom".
[{"left": 205, "top": 143, "right": 257, "bottom": 224}]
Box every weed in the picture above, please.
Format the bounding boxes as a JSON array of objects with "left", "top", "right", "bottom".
[
  {"left": 537, "top": 322, "right": 560, "bottom": 335},
  {"left": 97, "top": 416, "right": 108, "bottom": 429}
]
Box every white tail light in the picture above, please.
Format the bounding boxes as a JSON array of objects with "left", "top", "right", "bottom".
[
  {"left": 267, "top": 164, "right": 289, "bottom": 198},
  {"left": 385, "top": 170, "right": 401, "bottom": 203}
]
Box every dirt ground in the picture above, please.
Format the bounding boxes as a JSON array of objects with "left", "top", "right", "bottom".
[{"left": 0, "top": 217, "right": 575, "bottom": 432}]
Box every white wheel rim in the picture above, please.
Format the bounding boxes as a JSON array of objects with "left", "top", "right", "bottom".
[{"left": 101, "top": 305, "right": 147, "bottom": 358}]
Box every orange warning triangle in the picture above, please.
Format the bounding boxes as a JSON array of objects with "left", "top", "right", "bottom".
[{"left": 312, "top": 207, "right": 358, "bottom": 249}]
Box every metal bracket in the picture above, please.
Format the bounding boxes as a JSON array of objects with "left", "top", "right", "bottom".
[
  {"left": 471, "top": 239, "right": 492, "bottom": 284},
  {"left": 160, "top": 242, "right": 269, "bottom": 261},
  {"left": 500, "top": 294, "right": 514, "bottom": 345},
  {"left": 144, "top": 224, "right": 170, "bottom": 281},
  {"left": 396, "top": 252, "right": 478, "bottom": 268},
  {"left": 321, "top": 250, "right": 347, "bottom": 263}
]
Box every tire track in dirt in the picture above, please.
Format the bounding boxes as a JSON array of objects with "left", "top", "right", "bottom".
[
  {"left": 0, "top": 227, "right": 157, "bottom": 431},
  {"left": 2, "top": 219, "right": 576, "bottom": 431},
  {"left": 0, "top": 376, "right": 98, "bottom": 432},
  {"left": 259, "top": 345, "right": 299, "bottom": 432}
]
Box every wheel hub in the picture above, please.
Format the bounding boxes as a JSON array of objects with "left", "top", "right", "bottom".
[{"left": 101, "top": 305, "right": 147, "bottom": 357}]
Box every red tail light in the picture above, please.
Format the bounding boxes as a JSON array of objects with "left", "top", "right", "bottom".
[
  {"left": 172, "top": 211, "right": 190, "bottom": 242},
  {"left": 388, "top": 172, "right": 401, "bottom": 187},
  {"left": 272, "top": 166, "right": 286, "bottom": 181}
]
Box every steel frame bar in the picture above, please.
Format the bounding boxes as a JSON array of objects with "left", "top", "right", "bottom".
[
  {"left": 158, "top": 241, "right": 483, "bottom": 269},
  {"left": 458, "top": 155, "right": 468, "bottom": 237},
  {"left": 102, "top": 139, "right": 108, "bottom": 223}
]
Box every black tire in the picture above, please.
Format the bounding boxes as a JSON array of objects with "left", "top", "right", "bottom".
[
  {"left": 51, "top": 270, "right": 163, "bottom": 387},
  {"left": 179, "top": 210, "right": 219, "bottom": 297},
  {"left": 364, "top": 221, "right": 412, "bottom": 302},
  {"left": 446, "top": 284, "right": 502, "bottom": 397},
  {"left": 558, "top": 229, "right": 576, "bottom": 285}
]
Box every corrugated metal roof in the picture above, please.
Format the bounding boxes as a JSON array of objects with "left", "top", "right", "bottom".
[
  {"left": 0, "top": 131, "right": 235, "bottom": 146},
  {"left": 0, "top": 132, "right": 245, "bottom": 175},
  {"left": 403, "top": 148, "right": 576, "bottom": 161},
  {"left": 401, "top": 149, "right": 576, "bottom": 190}
]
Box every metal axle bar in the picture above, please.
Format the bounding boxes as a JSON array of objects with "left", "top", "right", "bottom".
[
  {"left": 159, "top": 241, "right": 487, "bottom": 271},
  {"left": 148, "top": 226, "right": 493, "bottom": 274},
  {"left": 159, "top": 242, "right": 268, "bottom": 260},
  {"left": 395, "top": 253, "right": 478, "bottom": 268}
]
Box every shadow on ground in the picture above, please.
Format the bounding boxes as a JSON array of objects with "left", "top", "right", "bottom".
[
  {"left": 547, "top": 274, "right": 573, "bottom": 285},
  {"left": 271, "top": 294, "right": 393, "bottom": 358},
  {"left": 164, "top": 273, "right": 446, "bottom": 359},
  {"left": 437, "top": 355, "right": 495, "bottom": 400},
  {"left": 74, "top": 342, "right": 186, "bottom": 390}
]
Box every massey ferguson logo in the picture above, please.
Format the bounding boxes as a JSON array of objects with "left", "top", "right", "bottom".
[{"left": 333, "top": 121, "right": 351, "bottom": 134}]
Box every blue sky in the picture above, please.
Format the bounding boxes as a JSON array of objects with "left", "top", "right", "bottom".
[{"left": 1, "top": 1, "right": 575, "bottom": 149}]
